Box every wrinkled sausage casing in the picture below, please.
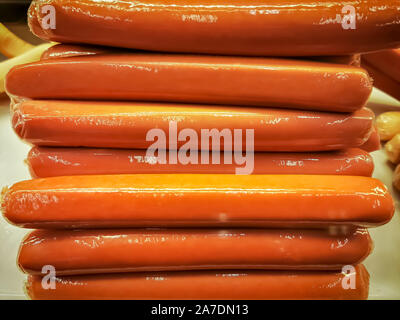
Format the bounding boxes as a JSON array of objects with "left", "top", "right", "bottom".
[
  {"left": 25, "top": 265, "right": 370, "bottom": 300},
  {"left": 360, "top": 127, "right": 381, "bottom": 152},
  {"left": 28, "top": 0, "right": 400, "bottom": 56}
]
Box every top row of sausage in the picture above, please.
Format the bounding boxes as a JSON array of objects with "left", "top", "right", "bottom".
[{"left": 28, "top": 0, "right": 400, "bottom": 56}]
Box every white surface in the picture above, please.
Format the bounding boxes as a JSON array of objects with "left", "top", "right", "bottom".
[
  {"left": 0, "top": 94, "right": 31, "bottom": 300},
  {"left": 0, "top": 89, "right": 399, "bottom": 300}
]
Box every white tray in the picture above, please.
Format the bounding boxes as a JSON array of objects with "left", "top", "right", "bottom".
[{"left": 0, "top": 89, "right": 399, "bottom": 300}]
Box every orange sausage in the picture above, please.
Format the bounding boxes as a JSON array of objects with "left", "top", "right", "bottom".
[
  {"left": 27, "top": 147, "right": 374, "bottom": 178},
  {"left": 18, "top": 228, "right": 372, "bottom": 275},
  {"left": 363, "top": 49, "right": 400, "bottom": 83},
  {"left": 1, "top": 174, "right": 394, "bottom": 229},
  {"left": 309, "top": 54, "right": 361, "bottom": 67},
  {"left": 41, "top": 44, "right": 361, "bottom": 66},
  {"left": 41, "top": 44, "right": 114, "bottom": 60},
  {"left": 362, "top": 61, "right": 400, "bottom": 101},
  {"left": 28, "top": 0, "right": 400, "bottom": 56},
  {"left": 11, "top": 101, "right": 374, "bottom": 151},
  {"left": 26, "top": 266, "right": 370, "bottom": 300},
  {"left": 5, "top": 54, "right": 372, "bottom": 112}
]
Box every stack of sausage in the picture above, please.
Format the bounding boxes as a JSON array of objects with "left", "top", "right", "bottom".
[{"left": 1, "top": 0, "right": 400, "bottom": 300}]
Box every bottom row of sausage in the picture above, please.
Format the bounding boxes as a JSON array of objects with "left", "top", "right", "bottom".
[
  {"left": 27, "top": 266, "right": 369, "bottom": 300},
  {"left": 2, "top": 162, "right": 394, "bottom": 299},
  {"left": 20, "top": 228, "right": 370, "bottom": 300}
]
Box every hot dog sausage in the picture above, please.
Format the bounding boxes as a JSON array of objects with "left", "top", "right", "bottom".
[
  {"left": 309, "top": 54, "right": 361, "bottom": 67},
  {"left": 27, "top": 147, "right": 374, "bottom": 178},
  {"left": 18, "top": 228, "right": 372, "bottom": 275},
  {"left": 40, "top": 44, "right": 113, "bottom": 60},
  {"left": 362, "top": 61, "right": 400, "bottom": 101},
  {"left": 41, "top": 44, "right": 361, "bottom": 66},
  {"left": 11, "top": 101, "right": 374, "bottom": 151},
  {"left": 1, "top": 174, "right": 394, "bottom": 229},
  {"left": 25, "top": 265, "right": 370, "bottom": 300},
  {"left": 363, "top": 49, "right": 400, "bottom": 83},
  {"left": 6, "top": 54, "right": 372, "bottom": 112},
  {"left": 28, "top": 0, "right": 400, "bottom": 56}
]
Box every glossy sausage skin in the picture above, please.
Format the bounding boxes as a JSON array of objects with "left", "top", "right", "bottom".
[
  {"left": 42, "top": 43, "right": 361, "bottom": 66},
  {"left": 27, "top": 147, "right": 374, "bottom": 178},
  {"left": 363, "top": 49, "right": 400, "bottom": 83},
  {"left": 362, "top": 61, "right": 400, "bottom": 102},
  {"left": 41, "top": 44, "right": 114, "bottom": 60},
  {"left": 11, "top": 101, "right": 374, "bottom": 151},
  {"left": 18, "top": 228, "right": 372, "bottom": 275},
  {"left": 5, "top": 54, "right": 372, "bottom": 112},
  {"left": 359, "top": 127, "right": 381, "bottom": 152},
  {"left": 1, "top": 174, "right": 394, "bottom": 229},
  {"left": 26, "top": 266, "right": 370, "bottom": 300},
  {"left": 28, "top": 0, "right": 400, "bottom": 56}
]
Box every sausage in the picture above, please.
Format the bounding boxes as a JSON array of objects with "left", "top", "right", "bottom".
[
  {"left": 5, "top": 54, "right": 372, "bottom": 112},
  {"left": 362, "top": 61, "right": 400, "bottom": 102},
  {"left": 41, "top": 43, "right": 361, "bottom": 66},
  {"left": 18, "top": 228, "right": 372, "bottom": 275},
  {"left": 25, "top": 265, "right": 370, "bottom": 300},
  {"left": 40, "top": 44, "right": 113, "bottom": 60},
  {"left": 11, "top": 100, "right": 374, "bottom": 151},
  {"left": 1, "top": 174, "right": 394, "bottom": 229},
  {"left": 359, "top": 127, "right": 380, "bottom": 152},
  {"left": 363, "top": 49, "right": 400, "bottom": 83},
  {"left": 28, "top": 0, "right": 400, "bottom": 56},
  {"left": 0, "top": 43, "right": 53, "bottom": 94},
  {"left": 27, "top": 147, "right": 374, "bottom": 178},
  {"left": 309, "top": 54, "right": 361, "bottom": 67}
]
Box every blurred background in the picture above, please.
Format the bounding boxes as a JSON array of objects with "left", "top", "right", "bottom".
[{"left": 0, "top": 0, "right": 42, "bottom": 62}]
